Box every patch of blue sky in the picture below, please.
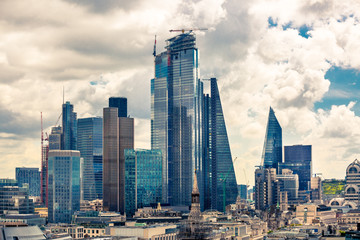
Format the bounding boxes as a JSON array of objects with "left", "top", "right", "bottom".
[
  {"left": 314, "top": 66, "right": 360, "bottom": 115},
  {"left": 268, "top": 17, "right": 278, "bottom": 28},
  {"left": 268, "top": 17, "right": 311, "bottom": 38}
]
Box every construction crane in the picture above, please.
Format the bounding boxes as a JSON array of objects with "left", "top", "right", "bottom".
[
  {"left": 219, "top": 157, "right": 238, "bottom": 212},
  {"left": 169, "top": 28, "right": 208, "bottom": 34},
  {"left": 243, "top": 168, "right": 250, "bottom": 189}
]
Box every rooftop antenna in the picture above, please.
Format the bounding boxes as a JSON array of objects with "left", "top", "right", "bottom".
[
  {"left": 153, "top": 35, "right": 157, "bottom": 57},
  {"left": 62, "top": 86, "right": 65, "bottom": 105}
]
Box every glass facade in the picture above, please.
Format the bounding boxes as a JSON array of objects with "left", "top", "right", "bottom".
[
  {"left": 0, "top": 179, "right": 34, "bottom": 214},
  {"left": 280, "top": 145, "right": 312, "bottom": 191},
  {"left": 62, "top": 101, "right": 77, "bottom": 150},
  {"left": 261, "top": 107, "right": 282, "bottom": 172},
  {"left": 204, "top": 78, "right": 238, "bottom": 212},
  {"left": 48, "top": 150, "right": 81, "bottom": 223},
  {"left": 237, "top": 184, "right": 247, "bottom": 200},
  {"left": 125, "top": 149, "right": 162, "bottom": 216},
  {"left": 152, "top": 35, "right": 237, "bottom": 211},
  {"left": 15, "top": 167, "right": 41, "bottom": 197},
  {"left": 77, "top": 117, "right": 103, "bottom": 200},
  {"left": 152, "top": 33, "right": 201, "bottom": 206},
  {"left": 109, "top": 97, "right": 127, "bottom": 118},
  {"left": 49, "top": 126, "right": 62, "bottom": 150}
]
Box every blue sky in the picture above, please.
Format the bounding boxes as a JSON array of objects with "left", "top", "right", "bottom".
[{"left": 315, "top": 66, "right": 360, "bottom": 114}]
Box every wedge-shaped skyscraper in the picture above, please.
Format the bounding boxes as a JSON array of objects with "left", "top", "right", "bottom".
[
  {"left": 203, "top": 78, "right": 238, "bottom": 212},
  {"left": 261, "top": 107, "right": 282, "bottom": 172}
]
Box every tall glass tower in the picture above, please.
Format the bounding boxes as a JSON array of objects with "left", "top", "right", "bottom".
[
  {"left": 280, "top": 145, "right": 312, "bottom": 191},
  {"left": 261, "top": 107, "right": 282, "bottom": 172},
  {"left": 77, "top": 117, "right": 103, "bottom": 200},
  {"left": 203, "top": 78, "right": 237, "bottom": 212},
  {"left": 152, "top": 32, "right": 202, "bottom": 206},
  {"left": 62, "top": 101, "right": 77, "bottom": 150},
  {"left": 48, "top": 150, "right": 81, "bottom": 223}
]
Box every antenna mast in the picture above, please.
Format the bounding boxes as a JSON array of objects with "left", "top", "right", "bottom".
[{"left": 153, "top": 35, "right": 157, "bottom": 57}]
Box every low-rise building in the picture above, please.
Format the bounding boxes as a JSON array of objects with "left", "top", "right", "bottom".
[
  {"left": 0, "top": 214, "right": 46, "bottom": 226},
  {"left": 109, "top": 224, "right": 178, "bottom": 240},
  {"left": 49, "top": 224, "right": 84, "bottom": 239},
  {"left": 80, "top": 199, "right": 103, "bottom": 212},
  {"left": 83, "top": 225, "right": 107, "bottom": 238},
  {"left": 339, "top": 209, "right": 360, "bottom": 229}
]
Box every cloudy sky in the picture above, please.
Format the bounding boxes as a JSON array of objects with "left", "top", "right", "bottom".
[{"left": 1, "top": 0, "right": 360, "bottom": 185}]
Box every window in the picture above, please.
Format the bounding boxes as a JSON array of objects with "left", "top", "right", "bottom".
[
  {"left": 349, "top": 167, "right": 357, "bottom": 173},
  {"left": 347, "top": 187, "right": 356, "bottom": 194}
]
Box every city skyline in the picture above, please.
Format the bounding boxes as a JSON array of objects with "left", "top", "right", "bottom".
[{"left": 2, "top": 0, "right": 360, "bottom": 186}]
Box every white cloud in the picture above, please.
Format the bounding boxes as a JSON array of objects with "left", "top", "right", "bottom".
[{"left": 1, "top": 0, "right": 360, "bottom": 188}]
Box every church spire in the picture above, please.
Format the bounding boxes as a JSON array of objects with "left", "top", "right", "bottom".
[{"left": 189, "top": 171, "right": 201, "bottom": 221}]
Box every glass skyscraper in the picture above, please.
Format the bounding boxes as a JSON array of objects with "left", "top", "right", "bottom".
[
  {"left": 203, "top": 78, "right": 237, "bottom": 212},
  {"left": 109, "top": 97, "right": 127, "bottom": 118},
  {"left": 152, "top": 34, "right": 237, "bottom": 211},
  {"left": 62, "top": 101, "right": 77, "bottom": 150},
  {"left": 261, "top": 107, "right": 282, "bottom": 172},
  {"left": 15, "top": 167, "right": 41, "bottom": 197},
  {"left": 280, "top": 145, "right": 312, "bottom": 191},
  {"left": 49, "top": 126, "right": 62, "bottom": 150},
  {"left": 152, "top": 32, "right": 202, "bottom": 206},
  {"left": 124, "top": 149, "right": 162, "bottom": 216},
  {"left": 77, "top": 117, "right": 103, "bottom": 200},
  {"left": 48, "top": 150, "right": 81, "bottom": 223}
]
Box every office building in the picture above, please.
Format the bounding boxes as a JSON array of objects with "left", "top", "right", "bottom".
[
  {"left": 261, "top": 107, "right": 282, "bottom": 172},
  {"left": 42, "top": 126, "right": 61, "bottom": 206},
  {"left": 276, "top": 169, "right": 299, "bottom": 201},
  {"left": 48, "top": 150, "right": 81, "bottom": 223},
  {"left": 103, "top": 98, "right": 134, "bottom": 213},
  {"left": 237, "top": 185, "right": 247, "bottom": 200},
  {"left": 0, "top": 179, "right": 34, "bottom": 214},
  {"left": 15, "top": 168, "right": 41, "bottom": 197},
  {"left": 62, "top": 101, "right": 77, "bottom": 150},
  {"left": 40, "top": 142, "right": 48, "bottom": 206},
  {"left": 152, "top": 32, "right": 202, "bottom": 206},
  {"left": 254, "top": 168, "right": 277, "bottom": 210},
  {"left": 202, "top": 78, "right": 238, "bottom": 211},
  {"left": 109, "top": 97, "right": 127, "bottom": 118},
  {"left": 48, "top": 126, "right": 62, "bottom": 150},
  {"left": 280, "top": 145, "right": 312, "bottom": 191},
  {"left": 310, "top": 175, "right": 322, "bottom": 201},
  {"left": 78, "top": 117, "right": 103, "bottom": 200},
  {"left": 124, "top": 149, "right": 162, "bottom": 216},
  {"left": 152, "top": 33, "right": 237, "bottom": 210}
]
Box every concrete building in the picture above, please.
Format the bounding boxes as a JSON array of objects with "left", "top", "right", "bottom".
[
  {"left": 255, "top": 168, "right": 277, "bottom": 210},
  {"left": 344, "top": 159, "right": 360, "bottom": 208},
  {"left": 109, "top": 224, "right": 178, "bottom": 240},
  {"left": 103, "top": 97, "right": 134, "bottom": 214},
  {"left": 2, "top": 225, "right": 46, "bottom": 240}
]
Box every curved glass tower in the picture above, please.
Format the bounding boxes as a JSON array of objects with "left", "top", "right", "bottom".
[{"left": 261, "top": 107, "right": 282, "bottom": 172}]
